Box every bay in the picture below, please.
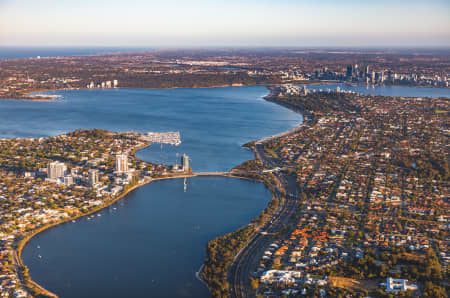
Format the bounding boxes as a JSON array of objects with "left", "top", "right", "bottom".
[
  {"left": 12, "top": 86, "right": 301, "bottom": 297},
  {"left": 22, "top": 177, "right": 270, "bottom": 298},
  {"left": 0, "top": 87, "right": 302, "bottom": 172}
]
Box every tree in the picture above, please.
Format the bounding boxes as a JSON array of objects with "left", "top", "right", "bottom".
[{"left": 250, "top": 277, "right": 259, "bottom": 290}]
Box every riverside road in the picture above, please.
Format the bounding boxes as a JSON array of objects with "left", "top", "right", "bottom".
[{"left": 229, "top": 132, "right": 303, "bottom": 298}]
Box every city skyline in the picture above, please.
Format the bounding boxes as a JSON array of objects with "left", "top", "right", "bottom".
[{"left": 1, "top": 0, "right": 449, "bottom": 47}]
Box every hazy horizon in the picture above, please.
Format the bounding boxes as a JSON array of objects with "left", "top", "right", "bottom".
[{"left": 1, "top": 0, "right": 449, "bottom": 47}]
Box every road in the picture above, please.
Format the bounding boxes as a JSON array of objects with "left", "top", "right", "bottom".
[{"left": 228, "top": 131, "right": 303, "bottom": 298}]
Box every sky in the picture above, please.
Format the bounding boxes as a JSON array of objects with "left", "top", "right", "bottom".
[{"left": 0, "top": 0, "right": 449, "bottom": 47}]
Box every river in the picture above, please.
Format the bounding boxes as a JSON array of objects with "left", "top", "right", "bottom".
[
  {"left": 5, "top": 84, "right": 448, "bottom": 297},
  {"left": 11, "top": 86, "right": 301, "bottom": 297}
]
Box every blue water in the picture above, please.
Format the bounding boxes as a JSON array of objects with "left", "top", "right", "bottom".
[
  {"left": 304, "top": 83, "right": 450, "bottom": 98},
  {"left": 9, "top": 86, "right": 301, "bottom": 298},
  {"left": 22, "top": 177, "right": 271, "bottom": 298},
  {"left": 0, "top": 87, "right": 302, "bottom": 172},
  {"left": 0, "top": 47, "right": 152, "bottom": 60},
  {"left": 10, "top": 85, "right": 448, "bottom": 297}
]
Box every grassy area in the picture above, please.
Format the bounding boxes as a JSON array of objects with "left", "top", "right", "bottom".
[
  {"left": 264, "top": 147, "right": 279, "bottom": 159},
  {"left": 328, "top": 276, "right": 378, "bottom": 292}
]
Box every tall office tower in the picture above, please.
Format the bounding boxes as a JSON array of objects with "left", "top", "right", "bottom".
[
  {"left": 314, "top": 70, "right": 319, "bottom": 79},
  {"left": 88, "top": 169, "right": 99, "bottom": 186},
  {"left": 113, "top": 80, "right": 118, "bottom": 88},
  {"left": 387, "top": 70, "right": 392, "bottom": 81},
  {"left": 372, "top": 71, "right": 376, "bottom": 82},
  {"left": 346, "top": 65, "right": 352, "bottom": 79},
  {"left": 375, "top": 72, "right": 380, "bottom": 82},
  {"left": 47, "top": 161, "right": 66, "bottom": 179},
  {"left": 365, "top": 65, "right": 370, "bottom": 76},
  {"left": 380, "top": 71, "right": 385, "bottom": 83},
  {"left": 116, "top": 153, "right": 129, "bottom": 173},
  {"left": 182, "top": 154, "right": 189, "bottom": 172},
  {"left": 353, "top": 64, "right": 358, "bottom": 77}
]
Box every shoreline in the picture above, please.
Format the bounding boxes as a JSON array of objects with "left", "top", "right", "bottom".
[
  {"left": 3, "top": 81, "right": 448, "bottom": 102},
  {"left": 15, "top": 179, "right": 153, "bottom": 297},
  {"left": 16, "top": 171, "right": 266, "bottom": 297},
  {"left": 14, "top": 164, "right": 267, "bottom": 296},
  {"left": 14, "top": 141, "right": 155, "bottom": 297},
  {"left": 195, "top": 264, "right": 212, "bottom": 293},
  {"left": 2, "top": 83, "right": 269, "bottom": 102}
]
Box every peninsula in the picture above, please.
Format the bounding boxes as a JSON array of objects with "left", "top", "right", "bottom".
[{"left": 202, "top": 90, "right": 449, "bottom": 297}]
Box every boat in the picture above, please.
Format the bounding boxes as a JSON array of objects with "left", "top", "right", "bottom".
[
  {"left": 97, "top": 214, "right": 101, "bottom": 217},
  {"left": 37, "top": 245, "right": 40, "bottom": 249},
  {"left": 38, "top": 255, "right": 42, "bottom": 259}
]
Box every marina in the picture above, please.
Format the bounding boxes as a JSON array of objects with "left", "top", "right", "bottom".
[{"left": 142, "top": 131, "right": 181, "bottom": 146}]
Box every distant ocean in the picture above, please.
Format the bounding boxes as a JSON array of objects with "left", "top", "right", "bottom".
[{"left": 0, "top": 47, "right": 153, "bottom": 60}]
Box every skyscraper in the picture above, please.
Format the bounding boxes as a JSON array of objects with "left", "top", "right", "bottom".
[
  {"left": 182, "top": 154, "right": 189, "bottom": 172},
  {"left": 115, "top": 153, "right": 129, "bottom": 173},
  {"left": 353, "top": 64, "right": 358, "bottom": 78},
  {"left": 88, "top": 169, "right": 99, "bottom": 186},
  {"left": 346, "top": 65, "right": 352, "bottom": 79},
  {"left": 47, "top": 161, "right": 66, "bottom": 179}
]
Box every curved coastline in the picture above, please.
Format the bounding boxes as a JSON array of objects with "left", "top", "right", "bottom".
[
  {"left": 11, "top": 83, "right": 268, "bottom": 102},
  {"left": 14, "top": 142, "right": 154, "bottom": 297},
  {"left": 3, "top": 81, "right": 448, "bottom": 103},
  {"left": 14, "top": 88, "right": 303, "bottom": 298},
  {"left": 15, "top": 164, "right": 270, "bottom": 297},
  {"left": 15, "top": 179, "right": 151, "bottom": 297}
]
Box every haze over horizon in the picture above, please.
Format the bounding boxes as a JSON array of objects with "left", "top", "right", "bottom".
[{"left": 1, "top": 0, "right": 449, "bottom": 47}]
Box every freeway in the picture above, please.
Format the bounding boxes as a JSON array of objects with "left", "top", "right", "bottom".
[{"left": 228, "top": 136, "right": 303, "bottom": 298}]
